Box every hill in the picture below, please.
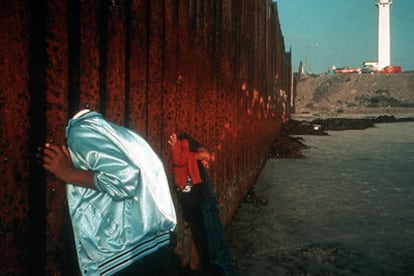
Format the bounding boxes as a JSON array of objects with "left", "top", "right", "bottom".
[{"left": 294, "top": 72, "right": 414, "bottom": 118}]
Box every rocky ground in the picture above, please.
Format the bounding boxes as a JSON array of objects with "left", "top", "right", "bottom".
[
  {"left": 295, "top": 72, "right": 414, "bottom": 117},
  {"left": 273, "top": 71, "right": 414, "bottom": 156}
]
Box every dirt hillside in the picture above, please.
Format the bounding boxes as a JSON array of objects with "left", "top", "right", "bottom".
[{"left": 294, "top": 72, "right": 414, "bottom": 118}]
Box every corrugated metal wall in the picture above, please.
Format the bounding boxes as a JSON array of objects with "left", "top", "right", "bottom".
[{"left": 0, "top": 0, "right": 292, "bottom": 274}]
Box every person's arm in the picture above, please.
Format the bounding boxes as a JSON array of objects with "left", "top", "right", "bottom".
[
  {"left": 194, "top": 148, "right": 211, "bottom": 161},
  {"left": 42, "top": 143, "right": 95, "bottom": 189}
]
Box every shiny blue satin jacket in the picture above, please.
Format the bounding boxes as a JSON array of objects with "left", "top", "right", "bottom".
[{"left": 65, "top": 111, "right": 177, "bottom": 275}]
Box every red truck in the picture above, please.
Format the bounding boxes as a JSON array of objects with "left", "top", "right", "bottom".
[{"left": 379, "top": 65, "right": 402, "bottom": 74}]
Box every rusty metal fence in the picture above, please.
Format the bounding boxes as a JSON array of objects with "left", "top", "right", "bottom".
[{"left": 0, "top": 0, "right": 292, "bottom": 274}]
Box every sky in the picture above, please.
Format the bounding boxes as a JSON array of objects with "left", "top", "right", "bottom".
[{"left": 275, "top": 0, "right": 414, "bottom": 73}]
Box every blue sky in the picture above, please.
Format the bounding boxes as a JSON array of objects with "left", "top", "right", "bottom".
[{"left": 276, "top": 0, "right": 414, "bottom": 73}]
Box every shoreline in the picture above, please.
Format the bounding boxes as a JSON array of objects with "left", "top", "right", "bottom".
[
  {"left": 267, "top": 113, "right": 414, "bottom": 158},
  {"left": 289, "top": 113, "right": 414, "bottom": 133},
  {"left": 292, "top": 107, "right": 414, "bottom": 121}
]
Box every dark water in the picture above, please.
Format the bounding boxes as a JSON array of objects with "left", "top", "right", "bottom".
[{"left": 226, "top": 122, "right": 414, "bottom": 275}]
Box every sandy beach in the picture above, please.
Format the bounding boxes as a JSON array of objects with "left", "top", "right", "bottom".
[{"left": 225, "top": 121, "right": 414, "bottom": 275}]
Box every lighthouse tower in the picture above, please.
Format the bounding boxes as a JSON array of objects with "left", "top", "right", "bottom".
[{"left": 377, "top": 0, "right": 392, "bottom": 70}]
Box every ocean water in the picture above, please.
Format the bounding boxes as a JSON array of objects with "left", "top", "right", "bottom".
[{"left": 226, "top": 122, "right": 414, "bottom": 275}]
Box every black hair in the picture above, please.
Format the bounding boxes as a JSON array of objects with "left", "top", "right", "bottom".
[{"left": 177, "top": 132, "right": 202, "bottom": 152}]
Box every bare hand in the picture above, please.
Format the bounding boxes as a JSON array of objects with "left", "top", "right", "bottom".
[
  {"left": 42, "top": 143, "right": 75, "bottom": 182},
  {"left": 168, "top": 133, "right": 177, "bottom": 147}
]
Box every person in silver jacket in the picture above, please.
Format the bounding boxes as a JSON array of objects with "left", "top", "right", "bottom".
[{"left": 42, "top": 109, "right": 177, "bottom": 275}]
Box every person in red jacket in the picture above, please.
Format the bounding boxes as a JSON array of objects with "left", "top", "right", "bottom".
[
  {"left": 168, "top": 133, "right": 221, "bottom": 274},
  {"left": 168, "top": 133, "right": 236, "bottom": 276}
]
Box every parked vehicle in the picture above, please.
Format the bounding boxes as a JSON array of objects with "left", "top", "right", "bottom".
[
  {"left": 335, "top": 66, "right": 361, "bottom": 74},
  {"left": 379, "top": 65, "right": 402, "bottom": 74},
  {"left": 361, "top": 66, "right": 375, "bottom": 74}
]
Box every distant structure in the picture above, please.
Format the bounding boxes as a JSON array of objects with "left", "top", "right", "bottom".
[{"left": 376, "top": 0, "right": 392, "bottom": 69}]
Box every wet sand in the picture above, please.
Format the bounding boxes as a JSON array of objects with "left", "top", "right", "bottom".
[{"left": 225, "top": 122, "right": 414, "bottom": 275}]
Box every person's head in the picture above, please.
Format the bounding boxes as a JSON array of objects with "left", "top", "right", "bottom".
[{"left": 177, "top": 132, "right": 202, "bottom": 152}]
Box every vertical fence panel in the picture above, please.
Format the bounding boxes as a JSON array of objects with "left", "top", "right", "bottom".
[
  {"left": 0, "top": 2, "right": 30, "bottom": 275},
  {"left": 236, "top": 1, "right": 249, "bottom": 195},
  {"left": 80, "top": 0, "right": 101, "bottom": 110},
  {"left": 105, "top": 3, "right": 126, "bottom": 124},
  {"left": 161, "top": 0, "right": 178, "bottom": 158},
  {"left": 214, "top": 0, "right": 229, "bottom": 217},
  {"left": 146, "top": 1, "right": 164, "bottom": 152},
  {"left": 44, "top": 0, "right": 69, "bottom": 274},
  {"left": 127, "top": 0, "right": 148, "bottom": 134},
  {"left": 175, "top": 0, "right": 196, "bottom": 134},
  {"left": 205, "top": 0, "right": 223, "bottom": 196}
]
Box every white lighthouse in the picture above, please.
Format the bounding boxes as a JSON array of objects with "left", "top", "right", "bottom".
[{"left": 377, "top": 0, "right": 392, "bottom": 70}]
